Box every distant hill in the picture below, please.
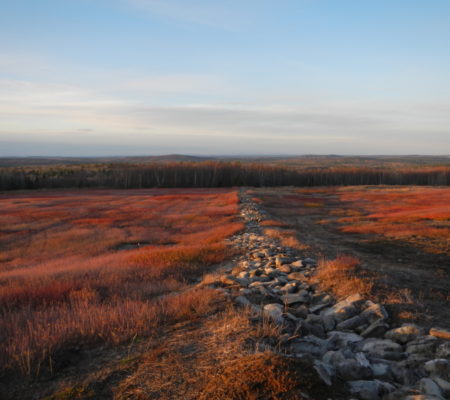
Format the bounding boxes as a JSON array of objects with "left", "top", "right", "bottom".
[
  {"left": 0, "top": 154, "right": 449, "bottom": 168},
  {"left": 0, "top": 154, "right": 215, "bottom": 167}
]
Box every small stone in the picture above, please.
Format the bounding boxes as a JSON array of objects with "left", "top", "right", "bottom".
[
  {"left": 327, "top": 331, "right": 364, "bottom": 350},
  {"left": 313, "top": 360, "right": 334, "bottom": 386},
  {"left": 235, "top": 295, "right": 251, "bottom": 306},
  {"left": 348, "top": 380, "right": 381, "bottom": 400},
  {"left": 290, "top": 335, "right": 327, "bottom": 357},
  {"left": 360, "top": 301, "right": 389, "bottom": 323},
  {"left": 337, "top": 359, "right": 373, "bottom": 381},
  {"left": 263, "top": 303, "right": 284, "bottom": 324},
  {"left": 430, "top": 327, "right": 450, "bottom": 341},
  {"left": 322, "top": 350, "right": 347, "bottom": 367},
  {"left": 371, "top": 362, "right": 393, "bottom": 381},
  {"left": 407, "top": 336, "right": 439, "bottom": 356},
  {"left": 336, "top": 315, "right": 366, "bottom": 331},
  {"left": 310, "top": 302, "right": 330, "bottom": 314},
  {"left": 281, "top": 291, "right": 309, "bottom": 305},
  {"left": 361, "top": 320, "right": 390, "bottom": 338},
  {"left": 385, "top": 324, "right": 422, "bottom": 344},
  {"left": 275, "top": 255, "right": 291, "bottom": 267},
  {"left": 291, "top": 304, "right": 309, "bottom": 319},
  {"left": 287, "top": 271, "right": 306, "bottom": 281},
  {"left": 278, "top": 264, "right": 291, "bottom": 273},
  {"left": 322, "top": 314, "right": 336, "bottom": 331},
  {"left": 358, "top": 338, "right": 402, "bottom": 357},
  {"left": 290, "top": 259, "right": 304, "bottom": 268},
  {"left": 436, "top": 342, "right": 450, "bottom": 359}
]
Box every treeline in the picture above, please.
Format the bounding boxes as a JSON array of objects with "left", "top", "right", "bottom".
[{"left": 0, "top": 162, "right": 449, "bottom": 190}]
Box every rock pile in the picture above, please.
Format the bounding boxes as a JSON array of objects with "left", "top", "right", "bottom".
[{"left": 211, "top": 192, "right": 450, "bottom": 400}]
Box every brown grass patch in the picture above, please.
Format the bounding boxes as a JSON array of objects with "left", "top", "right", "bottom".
[
  {"left": 200, "top": 352, "right": 329, "bottom": 400},
  {"left": 314, "top": 255, "right": 374, "bottom": 299},
  {"left": 264, "top": 228, "right": 310, "bottom": 251}
]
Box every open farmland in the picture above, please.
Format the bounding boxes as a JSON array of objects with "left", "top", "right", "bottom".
[
  {"left": 0, "top": 189, "right": 243, "bottom": 379},
  {"left": 254, "top": 186, "right": 450, "bottom": 330}
]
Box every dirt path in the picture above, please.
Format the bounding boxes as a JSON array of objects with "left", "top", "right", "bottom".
[{"left": 255, "top": 187, "right": 450, "bottom": 330}]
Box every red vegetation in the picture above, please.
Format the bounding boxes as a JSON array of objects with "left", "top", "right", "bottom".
[
  {"left": 0, "top": 189, "right": 242, "bottom": 375},
  {"left": 333, "top": 187, "right": 450, "bottom": 253}
]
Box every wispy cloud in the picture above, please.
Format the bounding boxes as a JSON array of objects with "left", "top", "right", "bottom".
[{"left": 1, "top": 76, "right": 449, "bottom": 155}]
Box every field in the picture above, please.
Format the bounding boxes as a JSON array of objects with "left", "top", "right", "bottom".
[
  {"left": 0, "top": 188, "right": 243, "bottom": 378},
  {"left": 2, "top": 185, "right": 450, "bottom": 399},
  {"left": 254, "top": 186, "right": 450, "bottom": 329}
]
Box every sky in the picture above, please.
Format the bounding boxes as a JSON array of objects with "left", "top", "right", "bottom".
[{"left": 1, "top": 0, "right": 450, "bottom": 156}]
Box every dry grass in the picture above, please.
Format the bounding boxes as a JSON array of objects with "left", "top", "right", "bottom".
[
  {"left": 0, "top": 189, "right": 243, "bottom": 376},
  {"left": 314, "top": 255, "right": 374, "bottom": 299},
  {"left": 115, "top": 305, "right": 343, "bottom": 400},
  {"left": 263, "top": 228, "right": 310, "bottom": 251}
]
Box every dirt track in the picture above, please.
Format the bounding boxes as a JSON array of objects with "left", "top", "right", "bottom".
[{"left": 255, "top": 187, "right": 450, "bottom": 331}]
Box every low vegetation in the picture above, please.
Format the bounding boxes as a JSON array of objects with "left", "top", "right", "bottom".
[{"left": 0, "top": 189, "right": 243, "bottom": 376}]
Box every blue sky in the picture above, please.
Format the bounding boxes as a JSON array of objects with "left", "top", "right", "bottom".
[{"left": 1, "top": 0, "right": 449, "bottom": 156}]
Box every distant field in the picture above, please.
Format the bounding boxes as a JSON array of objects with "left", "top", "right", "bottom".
[
  {"left": 287, "top": 186, "right": 450, "bottom": 254},
  {"left": 0, "top": 188, "right": 242, "bottom": 376},
  {"left": 255, "top": 186, "right": 450, "bottom": 329}
]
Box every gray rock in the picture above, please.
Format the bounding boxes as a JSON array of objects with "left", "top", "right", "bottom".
[
  {"left": 433, "top": 377, "right": 450, "bottom": 397},
  {"left": 313, "top": 360, "right": 335, "bottom": 385},
  {"left": 337, "top": 359, "right": 373, "bottom": 381},
  {"left": 348, "top": 380, "right": 381, "bottom": 400},
  {"left": 310, "top": 302, "right": 330, "bottom": 314},
  {"left": 436, "top": 342, "right": 450, "bottom": 359},
  {"left": 322, "top": 349, "right": 348, "bottom": 367},
  {"left": 281, "top": 291, "right": 309, "bottom": 305},
  {"left": 424, "top": 359, "right": 449, "bottom": 378},
  {"left": 385, "top": 323, "right": 422, "bottom": 344},
  {"left": 322, "top": 313, "right": 337, "bottom": 331},
  {"left": 360, "top": 301, "right": 389, "bottom": 324},
  {"left": 235, "top": 295, "right": 251, "bottom": 306},
  {"left": 407, "top": 336, "right": 439, "bottom": 356},
  {"left": 371, "top": 362, "right": 393, "bottom": 381},
  {"left": 327, "top": 331, "right": 364, "bottom": 350},
  {"left": 322, "top": 294, "right": 364, "bottom": 323},
  {"left": 311, "top": 292, "right": 332, "bottom": 305},
  {"left": 263, "top": 303, "right": 284, "bottom": 324},
  {"left": 290, "top": 304, "right": 309, "bottom": 319},
  {"left": 419, "top": 378, "right": 444, "bottom": 398},
  {"left": 361, "top": 320, "right": 390, "bottom": 338},
  {"left": 337, "top": 315, "right": 366, "bottom": 331},
  {"left": 391, "top": 358, "right": 428, "bottom": 385},
  {"left": 290, "top": 335, "right": 328, "bottom": 357},
  {"left": 359, "top": 338, "right": 402, "bottom": 357}
]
